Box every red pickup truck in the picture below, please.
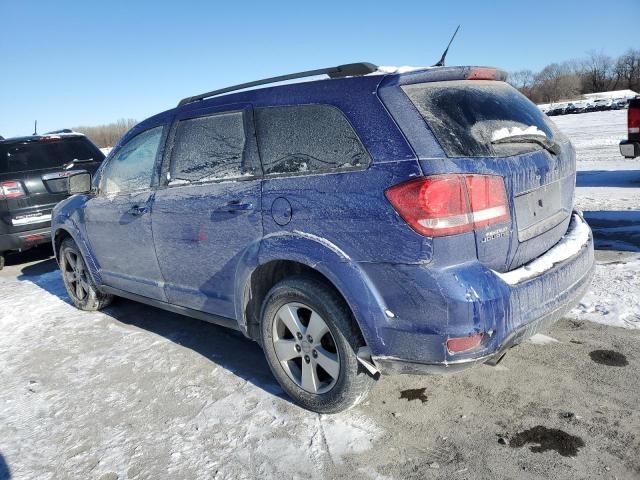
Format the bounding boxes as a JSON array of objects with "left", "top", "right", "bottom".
[{"left": 620, "top": 97, "right": 640, "bottom": 158}]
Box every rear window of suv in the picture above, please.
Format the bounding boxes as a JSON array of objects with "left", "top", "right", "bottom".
[
  {"left": 402, "top": 80, "right": 561, "bottom": 157},
  {"left": 0, "top": 137, "right": 101, "bottom": 173}
]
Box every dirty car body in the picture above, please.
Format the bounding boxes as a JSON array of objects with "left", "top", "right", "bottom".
[{"left": 52, "top": 64, "right": 595, "bottom": 411}]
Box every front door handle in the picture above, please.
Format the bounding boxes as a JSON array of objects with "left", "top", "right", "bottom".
[{"left": 127, "top": 205, "right": 150, "bottom": 216}]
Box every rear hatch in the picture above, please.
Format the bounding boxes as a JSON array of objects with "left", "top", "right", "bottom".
[
  {"left": 0, "top": 135, "right": 104, "bottom": 233},
  {"left": 399, "top": 76, "right": 574, "bottom": 272}
]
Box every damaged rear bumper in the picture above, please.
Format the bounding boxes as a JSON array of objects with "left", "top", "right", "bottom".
[{"left": 370, "top": 213, "right": 595, "bottom": 375}]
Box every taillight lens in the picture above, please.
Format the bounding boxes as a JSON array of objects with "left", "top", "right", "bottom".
[
  {"left": 465, "top": 175, "right": 510, "bottom": 228},
  {"left": 0, "top": 181, "right": 26, "bottom": 200},
  {"left": 385, "top": 174, "right": 510, "bottom": 237},
  {"left": 629, "top": 105, "right": 640, "bottom": 135}
]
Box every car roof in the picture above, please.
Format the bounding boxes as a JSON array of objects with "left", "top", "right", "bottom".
[{"left": 125, "top": 64, "right": 506, "bottom": 149}]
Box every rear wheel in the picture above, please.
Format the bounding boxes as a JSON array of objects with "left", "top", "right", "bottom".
[
  {"left": 59, "top": 237, "right": 113, "bottom": 311},
  {"left": 261, "top": 275, "right": 376, "bottom": 413},
  {"left": 0, "top": 254, "right": 4, "bottom": 271}
]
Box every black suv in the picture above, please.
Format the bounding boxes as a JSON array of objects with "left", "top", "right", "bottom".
[{"left": 0, "top": 130, "right": 104, "bottom": 269}]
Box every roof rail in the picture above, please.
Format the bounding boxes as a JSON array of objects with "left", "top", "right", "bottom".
[
  {"left": 178, "top": 62, "right": 378, "bottom": 107},
  {"left": 44, "top": 128, "right": 75, "bottom": 134}
]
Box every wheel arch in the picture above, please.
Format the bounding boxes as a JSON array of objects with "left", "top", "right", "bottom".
[
  {"left": 237, "top": 235, "right": 389, "bottom": 353},
  {"left": 52, "top": 223, "right": 102, "bottom": 287}
]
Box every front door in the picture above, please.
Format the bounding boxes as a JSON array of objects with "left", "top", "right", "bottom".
[
  {"left": 152, "top": 106, "right": 262, "bottom": 318},
  {"left": 85, "top": 125, "right": 167, "bottom": 300}
]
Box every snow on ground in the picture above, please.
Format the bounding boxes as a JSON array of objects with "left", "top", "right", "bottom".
[
  {"left": 571, "top": 253, "right": 640, "bottom": 329},
  {"left": 0, "top": 270, "right": 380, "bottom": 479},
  {"left": 551, "top": 109, "right": 640, "bottom": 329}
]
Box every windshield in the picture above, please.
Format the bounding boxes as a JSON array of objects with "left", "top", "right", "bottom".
[
  {"left": 0, "top": 137, "right": 102, "bottom": 173},
  {"left": 402, "top": 80, "right": 564, "bottom": 157}
]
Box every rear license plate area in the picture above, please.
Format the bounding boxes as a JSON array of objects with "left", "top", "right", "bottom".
[{"left": 514, "top": 181, "right": 569, "bottom": 242}]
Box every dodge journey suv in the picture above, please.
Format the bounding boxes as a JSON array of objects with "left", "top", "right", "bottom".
[{"left": 52, "top": 63, "right": 595, "bottom": 413}]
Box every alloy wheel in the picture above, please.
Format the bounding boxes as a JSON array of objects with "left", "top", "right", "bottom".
[
  {"left": 62, "top": 249, "right": 90, "bottom": 302},
  {"left": 271, "top": 302, "right": 341, "bottom": 394}
]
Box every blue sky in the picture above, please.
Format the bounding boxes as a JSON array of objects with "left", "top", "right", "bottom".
[{"left": 1, "top": 0, "right": 638, "bottom": 138}]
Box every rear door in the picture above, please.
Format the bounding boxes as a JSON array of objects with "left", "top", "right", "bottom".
[
  {"left": 0, "top": 136, "right": 104, "bottom": 235},
  {"left": 84, "top": 125, "right": 167, "bottom": 300},
  {"left": 151, "top": 105, "right": 262, "bottom": 318},
  {"left": 398, "top": 79, "right": 575, "bottom": 272}
]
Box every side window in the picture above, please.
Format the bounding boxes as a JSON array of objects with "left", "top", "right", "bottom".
[
  {"left": 101, "top": 126, "right": 163, "bottom": 194},
  {"left": 255, "top": 105, "right": 370, "bottom": 175},
  {"left": 170, "top": 111, "right": 249, "bottom": 183}
]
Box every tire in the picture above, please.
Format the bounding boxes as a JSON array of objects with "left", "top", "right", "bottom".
[
  {"left": 59, "top": 237, "right": 113, "bottom": 311},
  {"left": 260, "top": 275, "right": 377, "bottom": 413},
  {"left": 0, "top": 254, "right": 4, "bottom": 271}
]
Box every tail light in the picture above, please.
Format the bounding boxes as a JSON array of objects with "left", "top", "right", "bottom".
[
  {"left": 0, "top": 181, "right": 26, "bottom": 200},
  {"left": 629, "top": 104, "right": 640, "bottom": 136},
  {"left": 385, "top": 174, "right": 509, "bottom": 237}
]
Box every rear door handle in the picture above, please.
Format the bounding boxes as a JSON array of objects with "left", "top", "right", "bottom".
[
  {"left": 216, "top": 201, "right": 254, "bottom": 213},
  {"left": 127, "top": 205, "right": 150, "bottom": 216}
]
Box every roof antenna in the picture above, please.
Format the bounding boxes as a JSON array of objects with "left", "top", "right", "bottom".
[
  {"left": 33, "top": 120, "right": 38, "bottom": 136},
  {"left": 433, "top": 25, "right": 460, "bottom": 67}
]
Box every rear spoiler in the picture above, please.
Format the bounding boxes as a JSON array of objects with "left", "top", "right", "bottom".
[{"left": 381, "top": 66, "right": 508, "bottom": 87}]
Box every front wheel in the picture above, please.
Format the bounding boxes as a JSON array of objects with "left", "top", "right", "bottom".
[
  {"left": 260, "top": 275, "right": 377, "bottom": 413},
  {"left": 59, "top": 237, "right": 113, "bottom": 311}
]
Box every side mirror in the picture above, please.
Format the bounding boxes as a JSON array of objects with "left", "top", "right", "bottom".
[{"left": 67, "top": 171, "right": 92, "bottom": 194}]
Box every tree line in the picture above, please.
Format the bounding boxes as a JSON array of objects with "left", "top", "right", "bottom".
[
  {"left": 72, "top": 118, "right": 137, "bottom": 148},
  {"left": 509, "top": 49, "right": 640, "bottom": 104}
]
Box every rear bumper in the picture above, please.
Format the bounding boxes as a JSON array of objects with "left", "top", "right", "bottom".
[
  {"left": 0, "top": 226, "right": 52, "bottom": 253},
  {"left": 620, "top": 140, "right": 640, "bottom": 158},
  {"left": 366, "top": 213, "right": 595, "bottom": 374}
]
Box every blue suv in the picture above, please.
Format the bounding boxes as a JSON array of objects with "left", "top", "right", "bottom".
[{"left": 52, "top": 63, "right": 595, "bottom": 413}]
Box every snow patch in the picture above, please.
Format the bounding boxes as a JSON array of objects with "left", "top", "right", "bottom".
[
  {"left": 495, "top": 214, "right": 590, "bottom": 285},
  {"left": 371, "top": 65, "right": 430, "bottom": 75},
  {"left": 527, "top": 334, "right": 560, "bottom": 345},
  {"left": 569, "top": 256, "right": 640, "bottom": 329},
  {"left": 0, "top": 270, "right": 382, "bottom": 477},
  {"left": 491, "top": 125, "right": 547, "bottom": 142}
]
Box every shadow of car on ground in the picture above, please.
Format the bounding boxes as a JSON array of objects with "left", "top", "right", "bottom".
[
  {"left": 583, "top": 210, "right": 640, "bottom": 252},
  {"left": 17, "top": 259, "right": 287, "bottom": 403},
  {"left": 576, "top": 170, "right": 640, "bottom": 188}
]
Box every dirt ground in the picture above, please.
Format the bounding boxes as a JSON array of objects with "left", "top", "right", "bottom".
[{"left": 0, "top": 247, "right": 638, "bottom": 480}]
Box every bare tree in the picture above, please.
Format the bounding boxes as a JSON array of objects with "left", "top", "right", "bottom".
[
  {"left": 509, "top": 48, "right": 639, "bottom": 104},
  {"left": 582, "top": 50, "right": 614, "bottom": 93},
  {"left": 72, "top": 119, "right": 138, "bottom": 148},
  {"left": 614, "top": 49, "right": 640, "bottom": 91},
  {"left": 508, "top": 69, "right": 536, "bottom": 99},
  {"left": 534, "top": 63, "right": 580, "bottom": 103}
]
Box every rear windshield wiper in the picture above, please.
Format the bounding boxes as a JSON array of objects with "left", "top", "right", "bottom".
[
  {"left": 491, "top": 135, "right": 561, "bottom": 155},
  {"left": 63, "top": 158, "right": 94, "bottom": 170}
]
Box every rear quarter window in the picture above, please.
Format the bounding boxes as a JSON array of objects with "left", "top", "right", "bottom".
[
  {"left": 255, "top": 104, "right": 370, "bottom": 175},
  {"left": 402, "top": 80, "right": 564, "bottom": 157}
]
